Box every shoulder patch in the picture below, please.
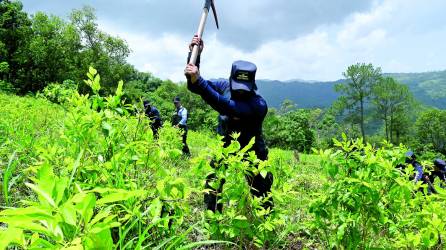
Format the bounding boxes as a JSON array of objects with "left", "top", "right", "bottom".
[{"left": 257, "top": 96, "right": 268, "bottom": 108}]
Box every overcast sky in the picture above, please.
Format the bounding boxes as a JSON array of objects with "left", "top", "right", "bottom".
[{"left": 22, "top": 0, "right": 446, "bottom": 82}]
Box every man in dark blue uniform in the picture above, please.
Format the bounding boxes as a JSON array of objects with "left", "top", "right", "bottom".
[
  {"left": 431, "top": 159, "right": 446, "bottom": 183},
  {"left": 427, "top": 159, "right": 446, "bottom": 193},
  {"left": 405, "top": 151, "right": 424, "bottom": 183},
  {"left": 143, "top": 100, "right": 162, "bottom": 139},
  {"left": 184, "top": 36, "right": 273, "bottom": 212},
  {"left": 403, "top": 151, "right": 439, "bottom": 194}
]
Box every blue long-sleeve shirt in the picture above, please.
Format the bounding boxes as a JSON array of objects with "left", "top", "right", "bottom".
[
  {"left": 413, "top": 162, "right": 424, "bottom": 182},
  {"left": 188, "top": 77, "right": 267, "bottom": 118},
  {"left": 146, "top": 107, "right": 161, "bottom": 125},
  {"left": 188, "top": 76, "right": 268, "bottom": 160}
]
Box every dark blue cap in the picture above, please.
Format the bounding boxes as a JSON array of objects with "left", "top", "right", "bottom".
[
  {"left": 405, "top": 151, "right": 416, "bottom": 163},
  {"left": 405, "top": 151, "right": 415, "bottom": 158},
  {"left": 173, "top": 96, "right": 181, "bottom": 103},
  {"left": 230, "top": 60, "right": 257, "bottom": 91}
]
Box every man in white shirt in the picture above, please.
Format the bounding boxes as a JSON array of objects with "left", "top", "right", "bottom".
[{"left": 173, "top": 96, "right": 190, "bottom": 156}]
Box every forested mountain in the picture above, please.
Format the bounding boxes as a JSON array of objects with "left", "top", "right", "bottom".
[{"left": 257, "top": 70, "right": 446, "bottom": 109}]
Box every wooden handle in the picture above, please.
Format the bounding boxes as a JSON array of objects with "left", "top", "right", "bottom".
[{"left": 189, "top": 8, "right": 209, "bottom": 65}]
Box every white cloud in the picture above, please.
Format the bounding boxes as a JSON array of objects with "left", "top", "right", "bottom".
[
  {"left": 22, "top": 0, "right": 374, "bottom": 50},
  {"left": 99, "top": 0, "right": 446, "bottom": 82}
]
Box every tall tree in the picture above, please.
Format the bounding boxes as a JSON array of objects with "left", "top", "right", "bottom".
[
  {"left": 0, "top": 0, "right": 32, "bottom": 85},
  {"left": 21, "top": 12, "right": 81, "bottom": 92},
  {"left": 335, "top": 63, "right": 382, "bottom": 143},
  {"left": 371, "top": 77, "right": 415, "bottom": 143},
  {"left": 0, "top": 2, "right": 136, "bottom": 94},
  {"left": 70, "top": 6, "right": 132, "bottom": 93}
]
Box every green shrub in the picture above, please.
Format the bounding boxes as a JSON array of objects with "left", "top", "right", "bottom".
[
  {"left": 310, "top": 135, "right": 446, "bottom": 249},
  {"left": 264, "top": 108, "right": 315, "bottom": 152},
  {"left": 0, "top": 80, "right": 15, "bottom": 93},
  {"left": 415, "top": 109, "right": 446, "bottom": 154},
  {"left": 39, "top": 80, "right": 78, "bottom": 104}
]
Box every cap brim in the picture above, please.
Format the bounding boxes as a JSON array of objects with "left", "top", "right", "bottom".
[{"left": 231, "top": 80, "right": 253, "bottom": 91}]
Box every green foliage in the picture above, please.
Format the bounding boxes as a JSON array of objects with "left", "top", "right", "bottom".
[
  {"left": 1, "top": 68, "right": 301, "bottom": 249},
  {"left": 70, "top": 6, "right": 134, "bottom": 94},
  {"left": 0, "top": 67, "right": 327, "bottom": 249},
  {"left": 124, "top": 71, "right": 163, "bottom": 101},
  {"left": 0, "top": 1, "right": 137, "bottom": 94},
  {"left": 2, "top": 151, "right": 17, "bottom": 206},
  {"left": 0, "top": 0, "right": 32, "bottom": 87},
  {"left": 0, "top": 79, "right": 14, "bottom": 93},
  {"left": 39, "top": 80, "right": 78, "bottom": 104},
  {"left": 1, "top": 3, "right": 445, "bottom": 246},
  {"left": 0, "top": 163, "right": 133, "bottom": 249},
  {"left": 20, "top": 11, "right": 81, "bottom": 92},
  {"left": 9, "top": 77, "right": 446, "bottom": 248},
  {"left": 313, "top": 110, "right": 346, "bottom": 149},
  {"left": 335, "top": 63, "right": 382, "bottom": 142},
  {"left": 415, "top": 109, "right": 446, "bottom": 154},
  {"left": 0, "top": 68, "right": 190, "bottom": 249},
  {"left": 390, "top": 70, "right": 446, "bottom": 106},
  {"left": 194, "top": 136, "right": 285, "bottom": 247},
  {"left": 0, "top": 61, "right": 8, "bottom": 73},
  {"left": 146, "top": 80, "right": 218, "bottom": 131},
  {"left": 259, "top": 70, "right": 446, "bottom": 111},
  {"left": 371, "top": 77, "right": 416, "bottom": 144},
  {"left": 310, "top": 136, "right": 446, "bottom": 249},
  {"left": 0, "top": 92, "right": 65, "bottom": 209},
  {"left": 264, "top": 105, "right": 315, "bottom": 152}
]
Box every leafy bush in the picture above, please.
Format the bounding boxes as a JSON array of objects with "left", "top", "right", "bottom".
[
  {"left": 0, "top": 80, "right": 15, "bottom": 93},
  {"left": 0, "top": 67, "right": 192, "bottom": 249},
  {"left": 0, "top": 163, "right": 143, "bottom": 248},
  {"left": 7, "top": 66, "right": 446, "bottom": 249},
  {"left": 310, "top": 135, "right": 446, "bottom": 249},
  {"left": 0, "top": 61, "right": 9, "bottom": 74},
  {"left": 146, "top": 80, "right": 218, "bottom": 131},
  {"left": 1, "top": 67, "right": 291, "bottom": 249},
  {"left": 193, "top": 135, "right": 286, "bottom": 247},
  {"left": 415, "top": 109, "right": 446, "bottom": 154},
  {"left": 39, "top": 80, "right": 78, "bottom": 104},
  {"left": 264, "top": 108, "right": 315, "bottom": 152}
]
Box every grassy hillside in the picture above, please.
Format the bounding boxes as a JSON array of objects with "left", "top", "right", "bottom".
[
  {"left": 258, "top": 70, "right": 446, "bottom": 109},
  {"left": 2, "top": 90, "right": 446, "bottom": 249},
  {"left": 0, "top": 93, "right": 66, "bottom": 169},
  {"left": 0, "top": 92, "right": 324, "bottom": 249}
]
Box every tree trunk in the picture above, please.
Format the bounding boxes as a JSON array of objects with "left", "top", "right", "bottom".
[
  {"left": 360, "top": 99, "right": 366, "bottom": 143},
  {"left": 389, "top": 115, "right": 394, "bottom": 144},
  {"left": 384, "top": 110, "right": 389, "bottom": 142}
]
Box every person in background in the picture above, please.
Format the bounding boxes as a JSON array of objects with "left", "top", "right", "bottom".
[
  {"left": 216, "top": 115, "right": 228, "bottom": 136},
  {"left": 172, "top": 96, "right": 191, "bottom": 156},
  {"left": 427, "top": 158, "right": 446, "bottom": 193},
  {"left": 405, "top": 151, "right": 424, "bottom": 183},
  {"left": 403, "top": 151, "right": 439, "bottom": 194},
  {"left": 143, "top": 100, "right": 162, "bottom": 139},
  {"left": 431, "top": 158, "right": 446, "bottom": 183}
]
